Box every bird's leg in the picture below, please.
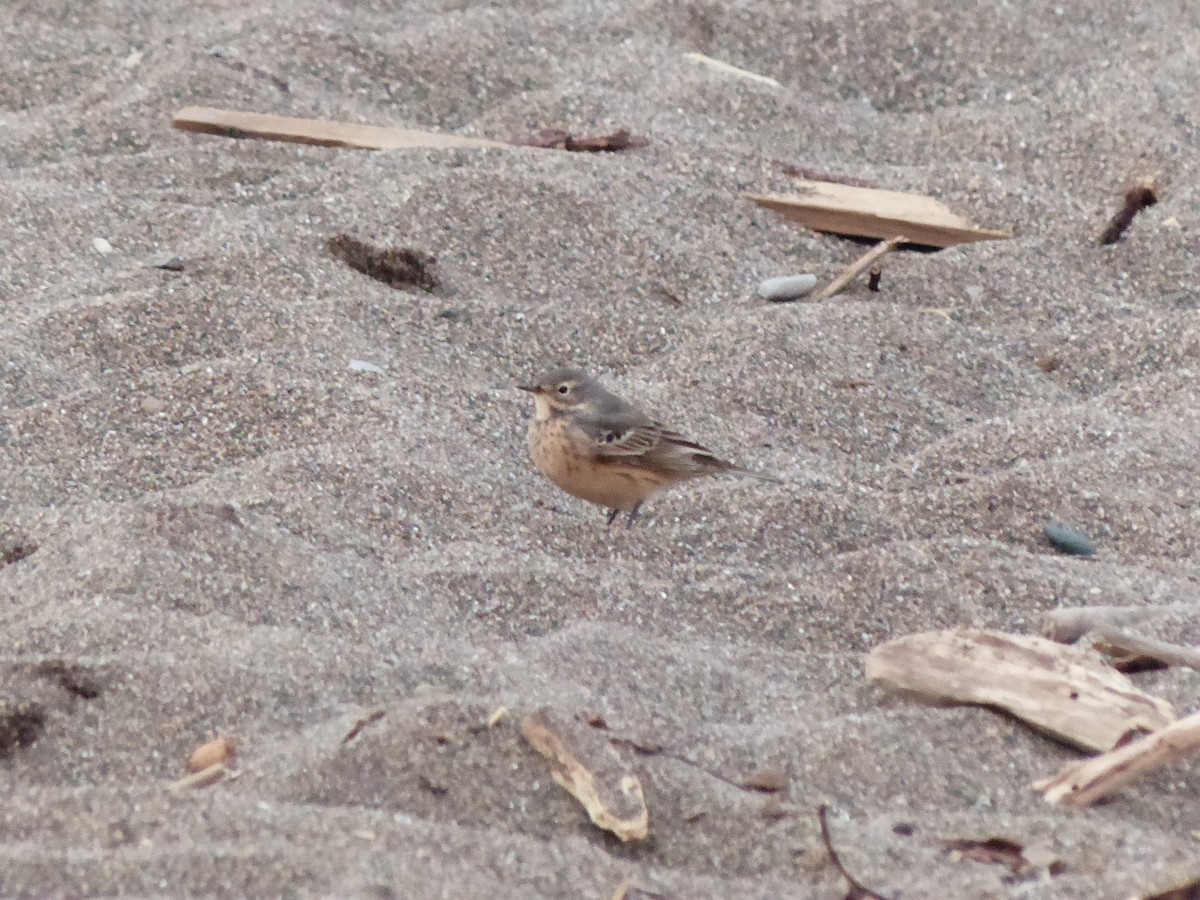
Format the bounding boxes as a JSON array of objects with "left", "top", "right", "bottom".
[
  {"left": 625, "top": 503, "right": 642, "bottom": 528},
  {"left": 606, "top": 508, "right": 621, "bottom": 526}
]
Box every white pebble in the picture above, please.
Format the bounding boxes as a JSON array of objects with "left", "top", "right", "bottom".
[
  {"left": 349, "top": 360, "right": 384, "bottom": 374},
  {"left": 758, "top": 273, "right": 817, "bottom": 302},
  {"left": 93, "top": 237, "right": 114, "bottom": 255}
]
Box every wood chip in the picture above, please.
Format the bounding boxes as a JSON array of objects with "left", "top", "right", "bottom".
[
  {"left": 866, "top": 629, "right": 1176, "bottom": 752},
  {"left": 1034, "top": 709, "right": 1200, "bottom": 806},
  {"left": 172, "top": 106, "right": 505, "bottom": 151},
  {"left": 486, "top": 705, "right": 508, "bottom": 727},
  {"left": 188, "top": 736, "right": 237, "bottom": 773},
  {"left": 748, "top": 180, "right": 1012, "bottom": 248},
  {"left": 521, "top": 708, "right": 649, "bottom": 842}
]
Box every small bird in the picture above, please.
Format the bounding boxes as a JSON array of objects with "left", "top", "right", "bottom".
[{"left": 518, "top": 366, "right": 780, "bottom": 526}]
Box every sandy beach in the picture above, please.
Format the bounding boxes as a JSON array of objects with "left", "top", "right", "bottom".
[{"left": 2, "top": 0, "right": 1199, "bottom": 896}]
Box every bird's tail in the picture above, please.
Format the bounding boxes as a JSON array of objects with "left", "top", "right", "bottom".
[{"left": 727, "top": 465, "right": 785, "bottom": 484}]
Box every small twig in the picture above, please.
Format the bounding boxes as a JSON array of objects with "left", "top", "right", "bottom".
[
  {"left": 1034, "top": 710, "right": 1200, "bottom": 806},
  {"left": 818, "top": 805, "right": 893, "bottom": 900},
  {"left": 683, "top": 52, "right": 780, "bottom": 87},
  {"left": 818, "top": 236, "right": 906, "bottom": 299},
  {"left": 771, "top": 161, "right": 879, "bottom": 188},
  {"left": 610, "top": 736, "right": 753, "bottom": 793},
  {"left": 342, "top": 709, "right": 386, "bottom": 745},
  {"left": 1099, "top": 177, "right": 1158, "bottom": 244}
]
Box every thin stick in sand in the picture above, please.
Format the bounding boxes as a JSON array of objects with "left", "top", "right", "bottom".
[
  {"left": 818, "top": 236, "right": 905, "bottom": 299},
  {"left": 682, "top": 52, "right": 781, "bottom": 87}
]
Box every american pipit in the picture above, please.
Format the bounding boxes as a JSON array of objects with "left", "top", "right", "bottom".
[{"left": 518, "top": 366, "right": 780, "bottom": 526}]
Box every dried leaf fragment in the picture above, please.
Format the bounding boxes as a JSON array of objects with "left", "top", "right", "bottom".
[
  {"left": 521, "top": 708, "right": 649, "bottom": 842},
  {"left": 327, "top": 235, "right": 440, "bottom": 292},
  {"left": 866, "top": 629, "right": 1175, "bottom": 752}
]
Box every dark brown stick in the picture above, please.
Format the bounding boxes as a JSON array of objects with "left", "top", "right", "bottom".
[
  {"left": 818, "top": 805, "right": 893, "bottom": 900},
  {"left": 1099, "top": 178, "right": 1158, "bottom": 244}
]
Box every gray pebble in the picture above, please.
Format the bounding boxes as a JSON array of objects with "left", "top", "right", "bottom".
[
  {"left": 758, "top": 273, "right": 818, "bottom": 302},
  {"left": 1044, "top": 522, "right": 1097, "bottom": 556}
]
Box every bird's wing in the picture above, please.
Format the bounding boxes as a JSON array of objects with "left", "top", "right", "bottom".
[{"left": 568, "top": 409, "right": 664, "bottom": 457}]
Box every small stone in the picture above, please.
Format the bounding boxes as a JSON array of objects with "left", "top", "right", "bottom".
[
  {"left": 93, "top": 237, "right": 114, "bottom": 255},
  {"left": 140, "top": 396, "right": 168, "bottom": 414},
  {"left": 1044, "top": 522, "right": 1097, "bottom": 557},
  {"left": 349, "top": 360, "right": 384, "bottom": 374},
  {"left": 145, "top": 252, "right": 185, "bottom": 271},
  {"left": 758, "top": 273, "right": 817, "bottom": 302}
]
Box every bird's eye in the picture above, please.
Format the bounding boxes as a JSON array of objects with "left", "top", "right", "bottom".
[{"left": 557, "top": 384, "right": 570, "bottom": 395}]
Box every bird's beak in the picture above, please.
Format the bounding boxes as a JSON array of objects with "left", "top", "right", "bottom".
[{"left": 517, "top": 382, "right": 541, "bottom": 394}]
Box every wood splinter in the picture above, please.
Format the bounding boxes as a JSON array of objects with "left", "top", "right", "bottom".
[
  {"left": 1034, "top": 710, "right": 1200, "bottom": 806},
  {"left": 521, "top": 708, "right": 649, "bottom": 842},
  {"left": 818, "top": 236, "right": 905, "bottom": 300}
]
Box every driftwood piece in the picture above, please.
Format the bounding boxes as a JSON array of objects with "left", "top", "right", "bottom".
[
  {"left": 747, "top": 180, "right": 1012, "bottom": 248},
  {"left": 866, "top": 630, "right": 1176, "bottom": 752},
  {"left": 172, "top": 106, "right": 505, "bottom": 151},
  {"left": 1034, "top": 710, "right": 1200, "bottom": 806},
  {"left": 1042, "top": 604, "right": 1195, "bottom": 643},
  {"left": 521, "top": 708, "right": 649, "bottom": 842},
  {"left": 817, "top": 235, "right": 905, "bottom": 299}
]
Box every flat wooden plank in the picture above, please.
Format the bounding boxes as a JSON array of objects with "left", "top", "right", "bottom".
[
  {"left": 748, "top": 180, "right": 1012, "bottom": 248},
  {"left": 172, "top": 105, "right": 505, "bottom": 151},
  {"left": 866, "top": 629, "right": 1176, "bottom": 752}
]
